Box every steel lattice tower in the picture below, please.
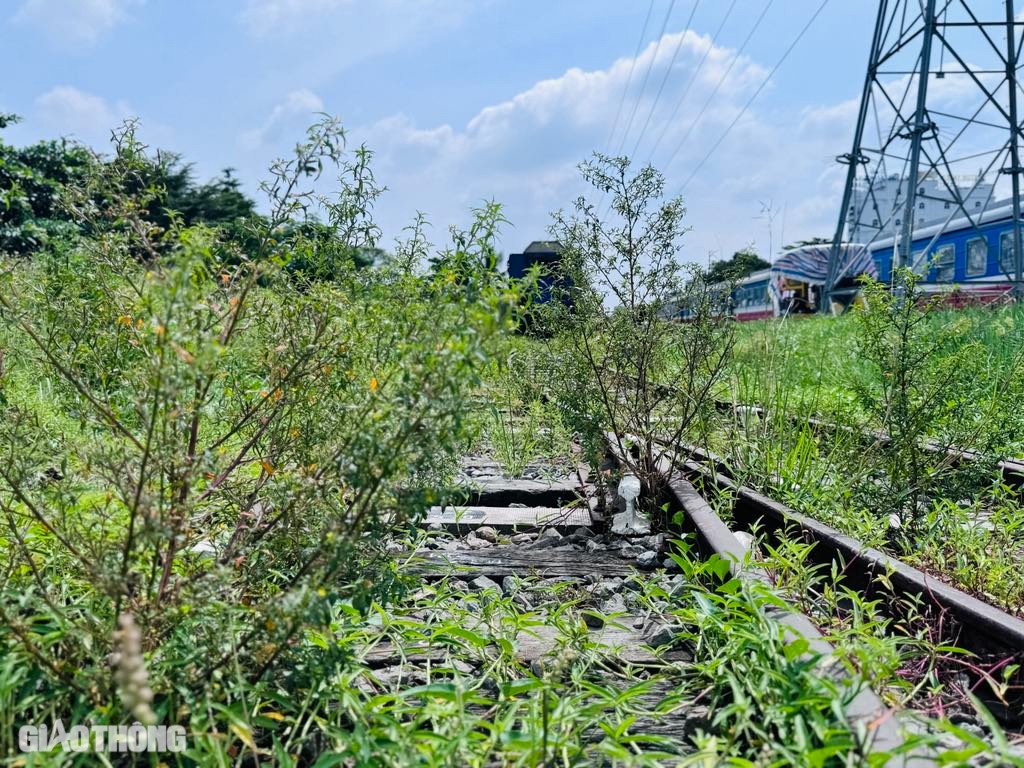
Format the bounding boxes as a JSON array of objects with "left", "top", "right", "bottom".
[{"left": 823, "top": 0, "right": 1024, "bottom": 310}]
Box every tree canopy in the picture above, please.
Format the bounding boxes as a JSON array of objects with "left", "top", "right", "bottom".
[{"left": 705, "top": 247, "right": 770, "bottom": 284}]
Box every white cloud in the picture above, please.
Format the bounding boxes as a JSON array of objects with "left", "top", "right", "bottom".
[
  {"left": 348, "top": 27, "right": 854, "bottom": 262},
  {"left": 12, "top": 0, "right": 142, "bottom": 46},
  {"left": 241, "top": 89, "right": 325, "bottom": 150},
  {"left": 34, "top": 86, "right": 133, "bottom": 146}
]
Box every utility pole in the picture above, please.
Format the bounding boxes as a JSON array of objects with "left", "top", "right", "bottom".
[
  {"left": 822, "top": 0, "right": 888, "bottom": 313},
  {"left": 1005, "top": 0, "right": 1024, "bottom": 293},
  {"left": 896, "top": 0, "right": 937, "bottom": 270},
  {"left": 823, "top": 1, "right": 1024, "bottom": 306}
]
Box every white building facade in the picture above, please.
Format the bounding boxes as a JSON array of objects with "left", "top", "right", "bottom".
[{"left": 846, "top": 172, "right": 997, "bottom": 245}]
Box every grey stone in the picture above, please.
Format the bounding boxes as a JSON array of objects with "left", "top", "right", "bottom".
[
  {"left": 611, "top": 509, "right": 651, "bottom": 536},
  {"left": 524, "top": 535, "right": 571, "bottom": 551},
  {"left": 464, "top": 533, "right": 492, "bottom": 550},
  {"left": 376, "top": 665, "right": 426, "bottom": 688},
  {"left": 643, "top": 621, "right": 677, "bottom": 647},
  {"left": 501, "top": 576, "right": 518, "bottom": 594},
  {"left": 471, "top": 575, "right": 502, "bottom": 593},
  {"left": 636, "top": 550, "right": 659, "bottom": 569},
  {"left": 475, "top": 526, "right": 498, "bottom": 543},
  {"left": 510, "top": 532, "right": 537, "bottom": 544},
  {"left": 571, "top": 526, "right": 595, "bottom": 538},
  {"left": 618, "top": 544, "right": 646, "bottom": 558},
  {"left": 639, "top": 533, "right": 667, "bottom": 553},
  {"left": 591, "top": 579, "right": 622, "bottom": 600},
  {"left": 599, "top": 593, "right": 628, "bottom": 616},
  {"left": 540, "top": 528, "right": 562, "bottom": 540}
]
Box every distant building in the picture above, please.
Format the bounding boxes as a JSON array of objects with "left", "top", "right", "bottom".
[
  {"left": 847, "top": 172, "right": 998, "bottom": 244},
  {"left": 507, "top": 241, "right": 563, "bottom": 303}
]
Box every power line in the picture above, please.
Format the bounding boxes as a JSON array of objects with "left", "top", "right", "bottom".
[
  {"left": 677, "top": 0, "right": 832, "bottom": 194},
  {"left": 613, "top": 0, "right": 678, "bottom": 155},
  {"left": 660, "top": 0, "right": 774, "bottom": 172},
  {"left": 604, "top": 0, "right": 657, "bottom": 152},
  {"left": 644, "top": 0, "right": 738, "bottom": 163},
  {"left": 627, "top": 0, "right": 703, "bottom": 161}
]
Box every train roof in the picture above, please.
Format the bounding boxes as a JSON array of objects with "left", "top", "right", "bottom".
[
  {"left": 866, "top": 202, "right": 1016, "bottom": 252},
  {"left": 737, "top": 268, "right": 771, "bottom": 284},
  {"left": 522, "top": 240, "right": 561, "bottom": 254}
]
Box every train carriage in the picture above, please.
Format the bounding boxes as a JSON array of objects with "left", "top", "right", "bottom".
[
  {"left": 865, "top": 203, "right": 1020, "bottom": 306},
  {"left": 731, "top": 269, "right": 774, "bottom": 321}
]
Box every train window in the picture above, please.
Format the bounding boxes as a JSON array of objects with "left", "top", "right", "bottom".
[
  {"left": 911, "top": 250, "right": 925, "bottom": 274},
  {"left": 933, "top": 245, "right": 954, "bottom": 282},
  {"left": 1001, "top": 231, "right": 1018, "bottom": 274},
  {"left": 966, "top": 238, "right": 987, "bottom": 276}
]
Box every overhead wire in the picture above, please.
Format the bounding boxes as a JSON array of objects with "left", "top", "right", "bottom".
[
  {"left": 644, "top": 0, "right": 738, "bottom": 163},
  {"left": 626, "top": 0, "right": 703, "bottom": 161},
  {"left": 658, "top": 0, "right": 775, "bottom": 173},
  {"left": 612, "top": 0, "right": 679, "bottom": 155},
  {"left": 604, "top": 0, "right": 657, "bottom": 152},
  {"left": 676, "top": 0, "right": 833, "bottom": 195}
]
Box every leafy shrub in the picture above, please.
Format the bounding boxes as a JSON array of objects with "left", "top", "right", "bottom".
[
  {"left": 0, "top": 118, "right": 517, "bottom": 750},
  {"left": 853, "top": 269, "right": 1007, "bottom": 544},
  {"left": 543, "top": 154, "right": 733, "bottom": 511}
]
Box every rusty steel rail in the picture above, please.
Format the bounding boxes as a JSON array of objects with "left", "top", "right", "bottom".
[
  {"left": 604, "top": 434, "right": 917, "bottom": 762},
  {"left": 669, "top": 448, "right": 1024, "bottom": 731}
]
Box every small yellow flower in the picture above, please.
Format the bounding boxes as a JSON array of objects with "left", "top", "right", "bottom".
[{"left": 369, "top": 377, "right": 379, "bottom": 392}]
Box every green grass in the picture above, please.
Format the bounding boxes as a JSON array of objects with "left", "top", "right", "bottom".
[{"left": 726, "top": 304, "right": 1024, "bottom": 456}]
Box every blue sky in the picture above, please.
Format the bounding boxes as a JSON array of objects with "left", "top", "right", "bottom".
[{"left": 0, "top": 0, "right": 883, "bottom": 263}]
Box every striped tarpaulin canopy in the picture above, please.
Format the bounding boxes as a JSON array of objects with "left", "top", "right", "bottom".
[{"left": 770, "top": 244, "right": 877, "bottom": 286}]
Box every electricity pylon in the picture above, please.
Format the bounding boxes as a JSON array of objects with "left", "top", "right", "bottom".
[{"left": 823, "top": 0, "right": 1024, "bottom": 310}]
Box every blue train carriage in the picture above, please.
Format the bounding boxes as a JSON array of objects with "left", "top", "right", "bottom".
[
  {"left": 732, "top": 269, "right": 775, "bottom": 321},
  {"left": 669, "top": 269, "right": 774, "bottom": 322},
  {"left": 867, "top": 204, "right": 1020, "bottom": 306}
]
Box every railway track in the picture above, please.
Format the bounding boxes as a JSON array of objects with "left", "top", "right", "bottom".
[
  {"left": 661, "top": 438, "right": 1024, "bottom": 730},
  {"left": 712, "top": 398, "right": 1024, "bottom": 489},
  {"left": 395, "top": 448, "right": 963, "bottom": 763}
]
